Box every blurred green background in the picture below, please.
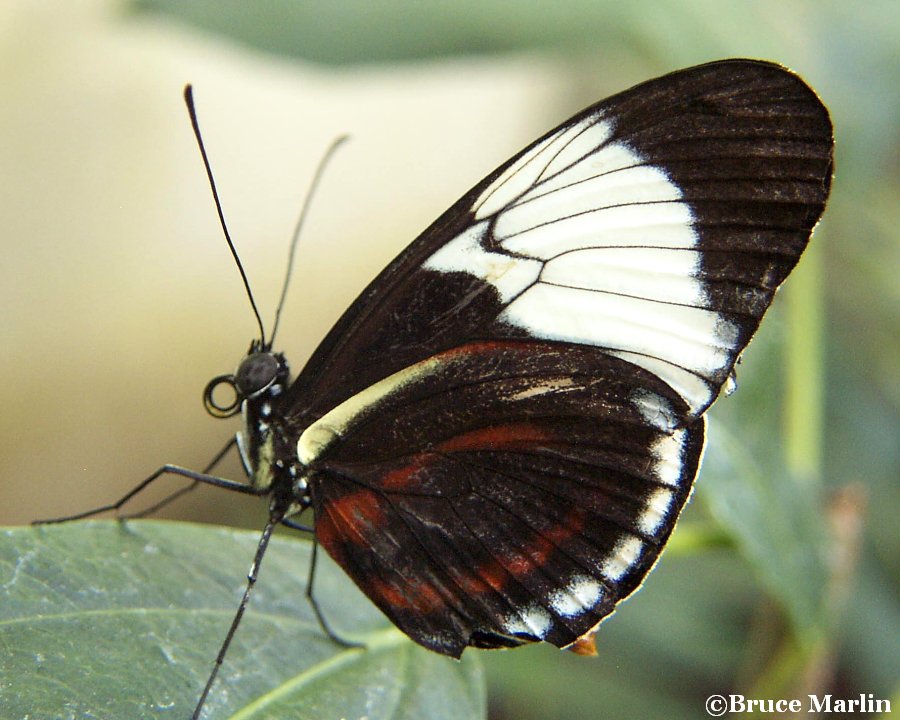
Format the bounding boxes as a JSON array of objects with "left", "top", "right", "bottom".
[{"left": 1, "top": 1, "right": 896, "bottom": 718}]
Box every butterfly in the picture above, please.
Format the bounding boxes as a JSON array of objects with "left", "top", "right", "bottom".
[{"left": 41, "top": 59, "right": 833, "bottom": 717}]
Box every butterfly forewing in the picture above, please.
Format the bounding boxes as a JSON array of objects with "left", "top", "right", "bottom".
[
  {"left": 285, "top": 60, "right": 832, "bottom": 421},
  {"left": 283, "top": 60, "right": 833, "bottom": 655}
]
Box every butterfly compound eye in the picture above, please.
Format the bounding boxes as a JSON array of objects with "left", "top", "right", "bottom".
[{"left": 234, "top": 352, "right": 279, "bottom": 398}]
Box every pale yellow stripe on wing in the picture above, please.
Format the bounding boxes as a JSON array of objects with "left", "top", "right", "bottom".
[{"left": 296, "top": 353, "right": 446, "bottom": 466}]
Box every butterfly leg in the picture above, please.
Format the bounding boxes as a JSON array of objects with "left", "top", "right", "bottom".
[
  {"left": 191, "top": 507, "right": 282, "bottom": 720},
  {"left": 117, "top": 435, "right": 242, "bottom": 519},
  {"left": 32, "top": 436, "right": 265, "bottom": 525},
  {"left": 306, "top": 536, "right": 366, "bottom": 650},
  {"left": 281, "top": 516, "right": 314, "bottom": 534}
]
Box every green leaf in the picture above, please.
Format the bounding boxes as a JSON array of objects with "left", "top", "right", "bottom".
[
  {"left": 700, "top": 426, "right": 829, "bottom": 638},
  {"left": 0, "top": 521, "right": 485, "bottom": 720},
  {"left": 127, "top": 0, "right": 742, "bottom": 65}
]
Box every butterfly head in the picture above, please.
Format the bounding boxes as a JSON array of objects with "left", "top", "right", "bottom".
[{"left": 202, "top": 342, "right": 290, "bottom": 420}]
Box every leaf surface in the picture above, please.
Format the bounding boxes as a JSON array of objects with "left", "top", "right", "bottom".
[{"left": 0, "top": 521, "right": 485, "bottom": 720}]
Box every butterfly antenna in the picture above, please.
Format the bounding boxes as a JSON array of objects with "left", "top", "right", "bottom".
[
  {"left": 184, "top": 84, "right": 268, "bottom": 347},
  {"left": 270, "top": 134, "right": 349, "bottom": 346}
]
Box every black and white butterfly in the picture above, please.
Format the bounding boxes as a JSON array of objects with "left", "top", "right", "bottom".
[{"left": 43, "top": 59, "right": 833, "bottom": 717}]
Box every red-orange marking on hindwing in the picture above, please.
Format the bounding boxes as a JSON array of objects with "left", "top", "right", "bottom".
[
  {"left": 469, "top": 559, "right": 511, "bottom": 595},
  {"left": 370, "top": 576, "right": 446, "bottom": 613},
  {"left": 438, "top": 423, "right": 555, "bottom": 454},
  {"left": 440, "top": 340, "right": 530, "bottom": 361},
  {"left": 380, "top": 452, "right": 435, "bottom": 490},
  {"left": 469, "top": 509, "right": 587, "bottom": 593},
  {"left": 379, "top": 424, "right": 554, "bottom": 491},
  {"left": 314, "top": 512, "right": 344, "bottom": 562},
  {"left": 317, "top": 488, "right": 387, "bottom": 549}
]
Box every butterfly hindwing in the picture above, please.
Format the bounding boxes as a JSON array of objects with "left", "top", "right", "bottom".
[
  {"left": 304, "top": 341, "right": 704, "bottom": 655},
  {"left": 285, "top": 59, "right": 833, "bottom": 655}
]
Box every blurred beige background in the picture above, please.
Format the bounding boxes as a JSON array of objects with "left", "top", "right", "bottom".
[{"left": 1, "top": 1, "right": 597, "bottom": 527}]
